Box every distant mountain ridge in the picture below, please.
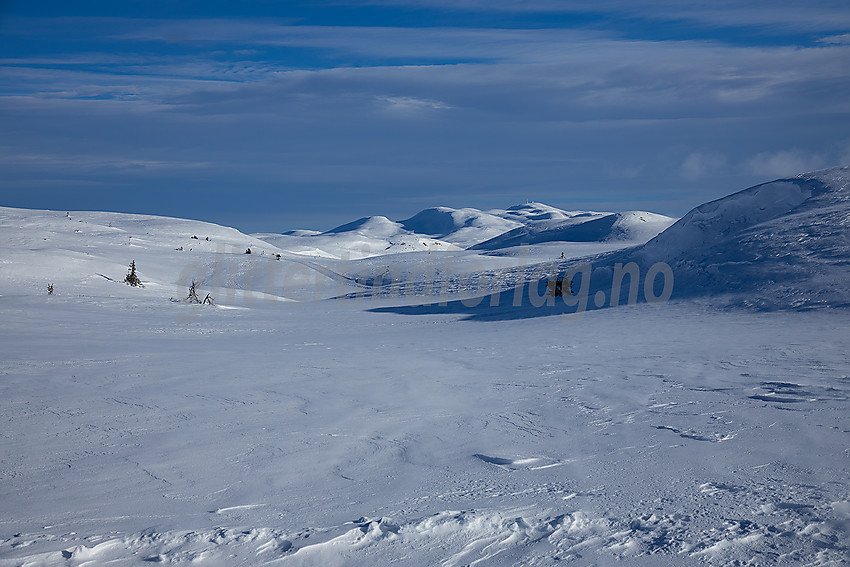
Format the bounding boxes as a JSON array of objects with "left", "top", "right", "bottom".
[
  {"left": 397, "top": 207, "right": 521, "bottom": 247},
  {"left": 471, "top": 211, "right": 675, "bottom": 250},
  {"left": 254, "top": 202, "right": 676, "bottom": 259}
]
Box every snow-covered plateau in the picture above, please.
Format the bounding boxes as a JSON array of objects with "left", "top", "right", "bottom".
[{"left": 1, "top": 167, "right": 848, "bottom": 566}]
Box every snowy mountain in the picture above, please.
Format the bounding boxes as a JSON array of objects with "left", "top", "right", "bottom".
[
  {"left": 629, "top": 165, "right": 850, "bottom": 308},
  {"left": 253, "top": 216, "right": 463, "bottom": 260},
  {"left": 323, "top": 215, "right": 405, "bottom": 237},
  {"left": 471, "top": 210, "right": 675, "bottom": 250},
  {"left": 490, "top": 201, "right": 578, "bottom": 222},
  {"left": 252, "top": 202, "right": 675, "bottom": 259},
  {"left": 368, "top": 166, "right": 850, "bottom": 321},
  {"left": 398, "top": 207, "right": 522, "bottom": 248}
]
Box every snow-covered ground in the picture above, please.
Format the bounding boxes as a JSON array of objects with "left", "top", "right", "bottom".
[{"left": 1, "top": 170, "right": 849, "bottom": 565}]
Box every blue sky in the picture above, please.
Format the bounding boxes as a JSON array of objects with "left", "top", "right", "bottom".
[{"left": 1, "top": 1, "right": 849, "bottom": 231}]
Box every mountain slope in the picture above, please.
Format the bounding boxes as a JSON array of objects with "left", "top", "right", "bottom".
[
  {"left": 399, "top": 207, "right": 522, "bottom": 248},
  {"left": 256, "top": 214, "right": 462, "bottom": 259},
  {"left": 490, "top": 202, "right": 577, "bottom": 222},
  {"left": 631, "top": 165, "right": 850, "bottom": 308},
  {"left": 323, "top": 215, "right": 405, "bottom": 238},
  {"left": 0, "top": 207, "right": 339, "bottom": 303},
  {"left": 472, "top": 211, "right": 675, "bottom": 250}
]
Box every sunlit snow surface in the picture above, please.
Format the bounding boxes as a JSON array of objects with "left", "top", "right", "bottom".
[{"left": 1, "top": 171, "right": 849, "bottom": 565}]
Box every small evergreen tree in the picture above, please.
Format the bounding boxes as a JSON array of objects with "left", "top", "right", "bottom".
[
  {"left": 124, "top": 260, "right": 143, "bottom": 287},
  {"left": 182, "top": 280, "right": 213, "bottom": 305},
  {"left": 186, "top": 280, "right": 201, "bottom": 303}
]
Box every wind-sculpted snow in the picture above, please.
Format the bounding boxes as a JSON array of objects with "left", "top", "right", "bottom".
[{"left": 6, "top": 499, "right": 848, "bottom": 565}]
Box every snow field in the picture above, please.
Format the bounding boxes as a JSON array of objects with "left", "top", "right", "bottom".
[
  {"left": 2, "top": 169, "right": 850, "bottom": 565},
  {"left": 1, "top": 295, "right": 848, "bottom": 565}
]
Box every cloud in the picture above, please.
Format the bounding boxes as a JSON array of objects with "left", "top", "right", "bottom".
[
  {"left": 6, "top": 20, "right": 850, "bottom": 118},
  {"left": 680, "top": 152, "right": 727, "bottom": 181},
  {"left": 113, "top": 21, "right": 610, "bottom": 65},
  {"left": 377, "top": 96, "right": 452, "bottom": 114},
  {"left": 819, "top": 33, "right": 850, "bottom": 45},
  {"left": 744, "top": 150, "right": 826, "bottom": 178},
  {"left": 836, "top": 142, "right": 850, "bottom": 166},
  {"left": 2, "top": 14, "right": 850, "bottom": 229}
]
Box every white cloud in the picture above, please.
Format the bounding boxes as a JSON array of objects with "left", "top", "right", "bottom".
[
  {"left": 744, "top": 150, "right": 826, "bottom": 178},
  {"left": 819, "top": 33, "right": 850, "bottom": 45},
  {"left": 7, "top": 20, "right": 850, "bottom": 119},
  {"left": 837, "top": 142, "right": 850, "bottom": 166},
  {"left": 0, "top": 152, "right": 211, "bottom": 171},
  {"left": 377, "top": 96, "right": 452, "bottom": 114}
]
